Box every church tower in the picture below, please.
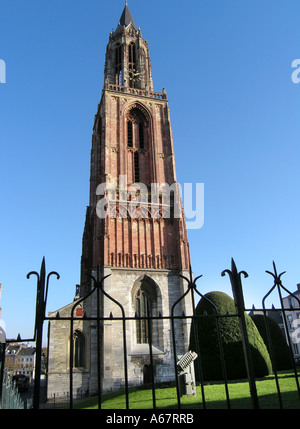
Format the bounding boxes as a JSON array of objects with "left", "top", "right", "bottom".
[{"left": 47, "top": 4, "right": 193, "bottom": 397}]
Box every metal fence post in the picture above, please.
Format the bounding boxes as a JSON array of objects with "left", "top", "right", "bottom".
[
  {"left": 264, "top": 262, "right": 300, "bottom": 404},
  {"left": 222, "top": 258, "right": 260, "bottom": 409},
  {"left": 0, "top": 342, "right": 6, "bottom": 409},
  {"left": 27, "top": 258, "right": 59, "bottom": 409}
]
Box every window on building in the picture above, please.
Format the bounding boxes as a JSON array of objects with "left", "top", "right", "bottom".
[
  {"left": 287, "top": 314, "right": 293, "bottom": 330},
  {"left": 126, "top": 108, "right": 147, "bottom": 149},
  {"left": 127, "top": 120, "right": 133, "bottom": 147},
  {"left": 74, "top": 330, "right": 85, "bottom": 368},
  {"left": 134, "top": 152, "right": 139, "bottom": 182},
  {"left": 128, "top": 42, "right": 137, "bottom": 88},
  {"left": 126, "top": 106, "right": 150, "bottom": 185},
  {"left": 115, "top": 44, "right": 123, "bottom": 85},
  {"left": 133, "top": 276, "right": 163, "bottom": 348},
  {"left": 139, "top": 122, "right": 144, "bottom": 149},
  {"left": 135, "top": 286, "right": 152, "bottom": 344}
]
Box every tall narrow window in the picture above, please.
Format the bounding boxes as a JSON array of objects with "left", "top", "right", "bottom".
[
  {"left": 129, "top": 42, "right": 136, "bottom": 64},
  {"left": 136, "top": 288, "right": 151, "bottom": 344},
  {"left": 133, "top": 276, "right": 162, "bottom": 349},
  {"left": 139, "top": 122, "right": 144, "bottom": 149},
  {"left": 115, "top": 44, "right": 123, "bottom": 85},
  {"left": 127, "top": 121, "right": 133, "bottom": 147},
  {"left": 74, "top": 330, "right": 85, "bottom": 368},
  {"left": 128, "top": 42, "right": 137, "bottom": 88},
  {"left": 126, "top": 108, "right": 147, "bottom": 149},
  {"left": 134, "top": 152, "right": 139, "bottom": 182}
]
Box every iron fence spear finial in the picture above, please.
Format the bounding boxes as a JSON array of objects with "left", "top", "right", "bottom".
[{"left": 265, "top": 261, "right": 286, "bottom": 286}]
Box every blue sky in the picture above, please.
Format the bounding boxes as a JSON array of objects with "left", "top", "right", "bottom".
[{"left": 0, "top": 0, "right": 299, "bottom": 342}]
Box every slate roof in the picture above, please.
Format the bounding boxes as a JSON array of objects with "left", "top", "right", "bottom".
[
  {"left": 18, "top": 347, "right": 36, "bottom": 356},
  {"left": 118, "top": 3, "right": 138, "bottom": 31}
]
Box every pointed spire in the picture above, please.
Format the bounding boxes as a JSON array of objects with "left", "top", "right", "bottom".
[{"left": 118, "top": 2, "right": 138, "bottom": 31}]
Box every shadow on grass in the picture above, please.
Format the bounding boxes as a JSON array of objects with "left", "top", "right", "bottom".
[
  {"left": 74, "top": 389, "right": 300, "bottom": 410},
  {"left": 164, "top": 390, "right": 300, "bottom": 409}
]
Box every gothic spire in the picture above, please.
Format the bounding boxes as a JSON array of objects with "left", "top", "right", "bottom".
[{"left": 118, "top": 2, "right": 138, "bottom": 31}]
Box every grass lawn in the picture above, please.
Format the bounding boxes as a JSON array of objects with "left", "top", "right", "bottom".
[{"left": 74, "top": 370, "right": 300, "bottom": 409}]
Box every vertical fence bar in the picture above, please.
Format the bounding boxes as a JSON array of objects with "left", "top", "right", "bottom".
[
  {"left": 188, "top": 276, "right": 207, "bottom": 409},
  {"left": 261, "top": 273, "right": 283, "bottom": 408},
  {"left": 97, "top": 280, "right": 102, "bottom": 409},
  {"left": 33, "top": 259, "right": 45, "bottom": 410},
  {"left": 172, "top": 269, "right": 205, "bottom": 408},
  {"left": 189, "top": 295, "right": 207, "bottom": 409},
  {"left": 0, "top": 342, "right": 6, "bottom": 409},
  {"left": 192, "top": 285, "right": 231, "bottom": 409},
  {"left": 178, "top": 268, "right": 231, "bottom": 409},
  {"left": 86, "top": 271, "right": 129, "bottom": 409},
  {"left": 69, "top": 311, "right": 74, "bottom": 409},
  {"left": 214, "top": 313, "right": 231, "bottom": 409},
  {"left": 147, "top": 313, "right": 156, "bottom": 409},
  {"left": 27, "top": 258, "right": 59, "bottom": 409},
  {"left": 100, "top": 285, "right": 129, "bottom": 409},
  {"left": 171, "top": 277, "right": 193, "bottom": 409},
  {"left": 265, "top": 262, "right": 300, "bottom": 403},
  {"left": 222, "top": 259, "right": 259, "bottom": 409}
]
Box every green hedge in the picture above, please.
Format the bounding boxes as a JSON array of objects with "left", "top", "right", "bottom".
[
  {"left": 189, "top": 291, "right": 273, "bottom": 381},
  {"left": 251, "top": 314, "right": 293, "bottom": 370}
]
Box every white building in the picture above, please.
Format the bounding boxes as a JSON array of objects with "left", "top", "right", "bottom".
[{"left": 282, "top": 284, "right": 300, "bottom": 363}]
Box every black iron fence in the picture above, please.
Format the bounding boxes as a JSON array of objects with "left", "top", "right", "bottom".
[{"left": 1, "top": 258, "right": 300, "bottom": 409}]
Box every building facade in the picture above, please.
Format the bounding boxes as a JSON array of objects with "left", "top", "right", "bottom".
[
  {"left": 47, "top": 4, "right": 192, "bottom": 398},
  {"left": 5, "top": 344, "right": 36, "bottom": 382},
  {"left": 282, "top": 284, "right": 300, "bottom": 363}
]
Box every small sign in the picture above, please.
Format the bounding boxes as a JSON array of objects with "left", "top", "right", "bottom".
[{"left": 76, "top": 308, "right": 83, "bottom": 317}]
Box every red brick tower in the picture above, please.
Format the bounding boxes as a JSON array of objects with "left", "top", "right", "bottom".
[{"left": 80, "top": 4, "right": 192, "bottom": 392}]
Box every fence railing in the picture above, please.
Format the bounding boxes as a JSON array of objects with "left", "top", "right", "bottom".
[
  {"left": 1, "top": 258, "right": 300, "bottom": 409},
  {"left": 0, "top": 369, "right": 32, "bottom": 409}
]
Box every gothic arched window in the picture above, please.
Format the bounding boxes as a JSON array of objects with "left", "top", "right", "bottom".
[
  {"left": 74, "top": 330, "right": 85, "bottom": 368},
  {"left": 126, "top": 108, "right": 147, "bottom": 149},
  {"left": 132, "top": 276, "right": 163, "bottom": 349},
  {"left": 126, "top": 105, "right": 151, "bottom": 186}
]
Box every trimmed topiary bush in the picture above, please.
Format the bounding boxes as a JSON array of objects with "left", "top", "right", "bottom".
[
  {"left": 251, "top": 314, "right": 293, "bottom": 371},
  {"left": 189, "top": 291, "right": 273, "bottom": 381}
]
